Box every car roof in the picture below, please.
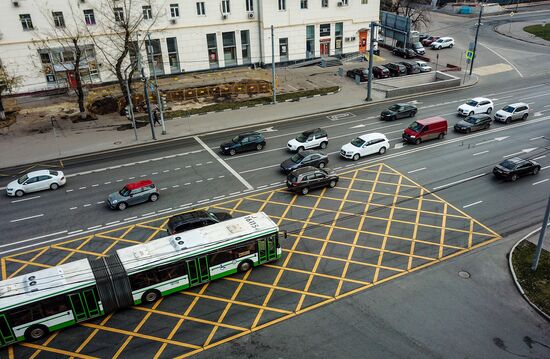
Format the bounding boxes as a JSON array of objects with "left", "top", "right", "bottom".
[
  {"left": 240, "top": 132, "right": 261, "bottom": 137},
  {"left": 438, "top": 37, "right": 453, "bottom": 40},
  {"left": 506, "top": 102, "right": 528, "bottom": 107},
  {"left": 302, "top": 128, "right": 325, "bottom": 135},
  {"left": 125, "top": 179, "right": 154, "bottom": 190},
  {"left": 24, "top": 170, "right": 53, "bottom": 177},
  {"left": 503, "top": 157, "right": 526, "bottom": 164},
  {"left": 470, "top": 97, "right": 491, "bottom": 102},
  {"left": 169, "top": 210, "right": 210, "bottom": 223},
  {"left": 468, "top": 114, "right": 490, "bottom": 118},
  {"left": 291, "top": 166, "right": 320, "bottom": 176},
  {"left": 358, "top": 132, "right": 387, "bottom": 141},
  {"left": 416, "top": 116, "right": 447, "bottom": 125}
]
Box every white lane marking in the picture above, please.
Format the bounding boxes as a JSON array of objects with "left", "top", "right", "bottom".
[
  {"left": 542, "top": 165, "right": 550, "bottom": 170},
  {"left": 196, "top": 180, "right": 203, "bottom": 183},
  {"left": 218, "top": 175, "right": 225, "bottom": 178},
  {"left": 463, "top": 200, "right": 483, "bottom": 209},
  {"left": 79, "top": 187, "right": 87, "bottom": 190},
  {"left": 207, "top": 178, "right": 214, "bottom": 181},
  {"left": 163, "top": 170, "right": 170, "bottom": 173},
  {"left": 197, "top": 198, "right": 210, "bottom": 203},
  {"left": 473, "top": 150, "right": 489, "bottom": 156},
  {"left": 533, "top": 179, "right": 549, "bottom": 186},
  {"left": 530, "top": 136, "right": 544, "bottom": 141},
  {"left": 91, "top": 184, "right": 99, "bottom": 187},
  {"left": 157, "top": 208, "right": 173, "bottom": 213},
  {"left": 194, "top": 135, "right": 254, "bottom": 190},
  {"left": 433, "top": 173, "right": 488, "bottom": 190},
  {"left": 240, "top": 164, "right": 279, "bottom": 174},
  {"left": 394, "top": 143, "right": 405, "bottom": 149},
  {"left": 474, "top": 136, "right": 509, "bottom": 146},
  {"left": 407, "top": 167, "right": 426, "bottom": 174},
  {"left": 116, "top": 179, "right": 123, "bottom": 182},
  {"left": 140, "top": 174, "right": 147, "bottom": 177},
  {"left": 185, "top": 165, "right": 192, "bottom": 168},
  {"left": 96, "top": 201, "right": 103, "bottom": 204},
  {"left": 83, "top": 204, "right": 91, "bottom": 207},
  {"left": 104, "top": 181, "right": 111, "bottom": 185},
  {"left": 160, "top": 187, "right": 167, "bottom": 190},
  {"left": 152, "top": 172, "right": 159, "bottom": 175},
  {"left": 196, "top": 163, "right": 202, "bottom": 166},
  {"left": 181, "top": 203, "right": 193, "bottom": 207},
  {"left": 10, "top": 214, "right": 44, "bottom": 223},
  {"left": 68, "top": 230, "right": 83, "bottom": 235},
  {"left": 544, "top": 104, "right": 550, "bottom": 108},
  {"left": 213, "top": 195, "right": 225, "bottom": 199},
  {"left": 70, "top": 207, "right": 77, "bottom": 210},
  {"left": 128, "top": 176, "right": 135, "bottom": 180},
  {"left": 87, "top": 225, "right": 102, "bottom": 230},
  {"left": 172, "top": 185, "right": 180, "bottom": 188},
  {"left": 503, "top": 148, "right": 537, "bottom": 158},
  {"left": 206, "top": 161, "right": 213, "bottom": 164},
  {"left": 230, "top": 191, "right": 240, "bottom": 196},
  {"left": 106, "top": 221, "right": 120, "bottom": 225},
  {"left": 11, "top": 196, "right": 41, "bottom": 203},
  {"left": 0, "top": 230, "right": 68, "bottom": 249},
  {"left": 124, "top": 216, "right": 137, "bottom": 221},
  {"left": 184, "top": 182, "right": 191, "bottom": 185},
  {"left": 533, "top": 155, "right": 546, "bottom": 161},
  {"left": 66, "top": 189, "right": 74, "bottom": 192},
  {"left": 142, "top": 212, "right": 155, "bottom": 217},
  {"left": 174, "top": 167, "right": 181, "bottom": 171},
  {"left": 478, "top": 42, "right": 523, "bottom": 78}
]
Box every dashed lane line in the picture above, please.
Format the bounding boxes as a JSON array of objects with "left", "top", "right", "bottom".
[
  {"left": 432, "top": 173, "right": 489, "bottom": 191},
  {"left": 463, "top": 201, "right": 483, "bottom": 209},
  {"left": 473, "top": 150, "right": 489, "bottom": 156},
  {"left": 0, "top": 230, "right": 68, "bottom": 249},
  {"left": 533, "top": 179, "right": 549, "bottom": 186},
  {"left": 407, "top": 167, "right": 426, "bottom": 174},
  {"left": 10, "top": 214, "right": 44, "bottom": 223},
  {"left": 11, "top": 195, "right": 41, "bottom": 203}
]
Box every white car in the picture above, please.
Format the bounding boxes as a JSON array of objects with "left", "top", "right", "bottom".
[
  {"left": 287, "top": 128, "right": 328, "bottom": 151},
  {"left": 431, "top": 37, "right": 454, "bottom": 50},
  {"left": 457, "top": 97, "right": 494, "bottom": 116},
  {"left": 494, "top": 103, "right": 530, "bottom": 124},
  {"left": 6, "top": 170, "right": 66, "bottom": 197},
  {"left": 415, "top": 61, "right": 432, "bottom": 72},
  {"left": 340, "top": 133, "right": 390, "bottom": 161}
]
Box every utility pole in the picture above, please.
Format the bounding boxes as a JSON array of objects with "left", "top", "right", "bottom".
[
  {"left": 146, "top": 32, "right": 167, "bottom": 135},
  {"left": 469, "top": 1, "right": 484, "bottom": 76},
  {"left": 366, "top": 21, "right": 376, "bottom": 102},
  {"left": 124, "top": 77, "right": 138, "bottom": 141},
  {"left": 271, "top": 25, "right": 276, "bottom": 104},
  {"left": 532, "top": 195, "right": 550, "bottom": 271},
  {"left": 137, "top": 34, "right": 156, "bottom": 140}
]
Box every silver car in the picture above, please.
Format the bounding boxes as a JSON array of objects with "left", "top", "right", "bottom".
[
  {"left": 107, "top": 180, "right": 159, "bottom": 210},
  {"left": 494, "top": 103, "right": 529, "bottom": 124}
]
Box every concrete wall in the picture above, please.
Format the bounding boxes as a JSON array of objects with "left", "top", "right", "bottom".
[{"left": 383, "top": 71, "right": 461, "bottom": 98}]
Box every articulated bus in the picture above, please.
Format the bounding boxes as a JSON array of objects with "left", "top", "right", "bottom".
[{"left": 0, "top": 212, "right": 284, "bottom": 347}]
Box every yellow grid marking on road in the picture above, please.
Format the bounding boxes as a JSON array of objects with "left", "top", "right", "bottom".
[
  {"left": 224, "top": 276, "right": 333, "bottom": 299},
  {"left": 18, "top": 342, "right": 99, "bottom": 359},
  {"left": 181, "top": 291, "right": 292, "bottom": 314},
  {"left": 264, "top": 263, "right": 371, "bottom": 286},
  {"left": 439, "top": 203, "right": 448, "bottom": 259},
  {"left": 71, "top": 314, "right": 115, "bottom": 358},
  {"left": 7, "top": 247, "right": 49, "bottom": 279},
  {"left": 408, "top": 187, "right": 425, "bottom": 270},
  {"left": 338, "top": 174, "right": 419, "bottom": 189},
  {"left": 28, "top": 331, "right": 60, "bottom": 359}
]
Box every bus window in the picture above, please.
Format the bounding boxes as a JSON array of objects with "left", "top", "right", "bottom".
[
  {"left": 208, "top": 251, "right": 233, "bottom": 266},
  {"left": 7, "top": 303, "right": 42, "bottom": 327},
  {"left": 42, "top": 295, "right": 69, "bottom": 317},
  {"left": 234, "top": 241, "right": 256, "bottom": 258},
  {"left": 156, "top": 261, "right": 186, "bottom": 282},
  {"left": 129, "top": 269, "right": 159, "bottom": 291}
]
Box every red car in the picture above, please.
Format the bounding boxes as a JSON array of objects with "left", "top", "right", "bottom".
[{"left": 422, "top": 36, "right": 440, "bottom": 46}]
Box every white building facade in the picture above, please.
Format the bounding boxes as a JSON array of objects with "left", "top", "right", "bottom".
[{"left": 0, "top": 0, "right": 379, "bottom": 93}]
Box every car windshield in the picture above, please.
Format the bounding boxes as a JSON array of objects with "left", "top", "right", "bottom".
[
  {"left": 464, "top": 117, "right": 477, "bottom": 124},
  {"left": 413, "top": 42, "right": 422, "bottom": 48},
  {"left": 388, "top": 105, "right": 400, "bottom": 111},
  {"left": 119, "top": 186, "right": 131, "bottom": 196},
  {"left": 466, "top": 100, "right": 478, "bottom": 107},
  {"left": 17, "top": 174, "right": 29, "bottom": 184},
  {"left": 232, "top": 136, "right": 240, "bottom": 143},
  {"left": 287, "top": 174, "right": 298, "bottom": 183},
  {"left": 291, "top": 153, "right": 304, "bottom": 163},
  {"left": 296, "top": 134, "right": 308, "bottom": 142},
  {"left": 361, "top": 69, "right": 369, "bottom": 75},
  {"left": 502, "top": 106, "right": 515, "bottom": 113},
  {"left": 351, "top": 137, "right": 365, "bottom": 147},
  {"left": 408, "top": 121, "right": 423, "bottom": 132},
  {"left": 500, "top": 160, "right": 519, "bottom": 170}
]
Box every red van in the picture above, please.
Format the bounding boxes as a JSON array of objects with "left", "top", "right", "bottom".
[{"left": 402, "top": 116, "right": 448, "bottom": 145}]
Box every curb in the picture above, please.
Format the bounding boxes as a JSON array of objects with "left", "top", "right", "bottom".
[
  {"left": 493, "top": 24, "right": 550, "bottom": 48},
  {"left": 508, "top": 227, "right": 550, "bottom": 321}
]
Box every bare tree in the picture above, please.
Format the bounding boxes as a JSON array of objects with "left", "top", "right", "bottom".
[
  {"left": 382, "top": 0, "right": 432, "bottom": 30},
  {"left": 0, "top": 61, "right": 21, "bottom": 120}
]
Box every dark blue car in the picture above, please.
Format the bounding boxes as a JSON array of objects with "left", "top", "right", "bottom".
[{"left": 220, "top": 132, "right": 266, "bottom": 156}]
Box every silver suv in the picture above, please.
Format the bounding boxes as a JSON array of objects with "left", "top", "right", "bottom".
[{"left": 494, "top": 103, "right": 529, "bottom": 124}]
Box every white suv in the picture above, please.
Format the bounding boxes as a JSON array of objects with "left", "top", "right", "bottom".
[
  {"left": 457, "top": 97, "right": 494, "bottom": 116},
  {"left": 287, "top": 128, "right": 328, "bottom": 151},
  {"left": 494, "top": 103, "right": 529, "bottom": 124},
  {"left": 340, "top": 133, "right": 389, "bottom": 161},
  {"left": 431, "top": 37, "right": 455, "bottom": 50}
]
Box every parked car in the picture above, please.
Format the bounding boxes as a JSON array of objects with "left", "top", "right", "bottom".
[
  {"left": 220, "top": 132, "right": 266, "bottom": 156},
  {"left": 454, "top": 114, "right": 492, "bottom": 133},
  {"left": 457, "top": 97, "right": 494, "bottom": 116},
  {"left": 384, "top": 63, "right": 407, "bottom": 77},
  {"left": 166, "top": 210, "right": 232, "bottom": 235},
  {"left": 402, "top": 116, "right": 448, "bottom": 145},
  {"left": 372, "top": 65, "right": 390, "bottom": 79},
  {"left": 392, "top": 47, "right": 417, "bottom": 59},
  {"left": 107, "top": 179, "right": 159, "bottom": 210},
  {"left": 419, "top": 33, "right": 430, "bottom": 42},
  {"left": 397, "top": 40, "right": 425, "bottom": 55},
  {"left": 493, "top": 158, "right": 540, "bottom": 182},
  {"left": 422, "top": 36, "right": 440, "bottom": 46},
  {"left": 280, "top": 150, "right": 329, "bottom": 174},
  {"left": 415, "top": 61, "right": 432, "bottom": 72},
  {"left": 340, "top": 133, "right": 390, "bottom": 161},
  {"left": 286, "top": 166, "right": 339, "bottom": 195},
  {"left": 6, "top": 170, "right": 66, "bottom": 197},
  {"left": 431, "top": 37, "right": 455, "bottom": 49},
  {"left": 399, "top": 61, "right": 421, "bottom": 74},
  {"left": 494, "top": 103, "right": 530, "bottom": 124},
  {"left": 287, "top": 128, "right": 328, "bottom": 151},
  {"left": 380, "top": 103, "right": 418, "bottom": 121},
  {"left": 346, "top": 68, "right": 369, "bottom": 82}
]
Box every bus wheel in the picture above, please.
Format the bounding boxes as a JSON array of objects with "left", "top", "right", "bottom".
[
  {"left": 142, "top": 289, "right": 161, "bottom": 304},
  {"left": 238, "top": 260, "right": 253, "bottom": 273},
  {"left": 25, "top": 324, "right": 49, "bottom": 341}
]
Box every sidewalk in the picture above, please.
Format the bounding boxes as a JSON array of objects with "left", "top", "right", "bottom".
[{"left": 494, "top": 20, "right": 550, "bottom": 47}]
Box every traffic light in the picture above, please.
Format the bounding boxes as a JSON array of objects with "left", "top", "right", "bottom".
[
  {"left": 160, "top": 95, "right": 167, "bottom": 111},
  {"left": 124, "top": 105, "right": 131, "bottom": 119}
]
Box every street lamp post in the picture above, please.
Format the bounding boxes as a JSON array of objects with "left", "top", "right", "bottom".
[{"left": 146, "top": 32, "right": 167, "bottom": 135}]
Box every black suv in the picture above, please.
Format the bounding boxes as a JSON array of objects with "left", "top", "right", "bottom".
[
  {"left": 220, "top": 132, "right": 266, "bottom": 156},
  {"left": 167, "top": 210, "right": 233, "bottom": 235},
  {"left": 454, "top": 114, "right": 492, "bottom": 133},
  {"left": 384, "top": 63, "right": 407, "bottom": 77},
  {"left": 346, "top": 68, "right": 369, "bottom": 82},
  {"left": 399, "top": 62, "right": 421, "bottom": 75},
  {"left": 372, "top": 66, "right": 390, "bottom": 79},
  {"left": 493, "top": 158, "right": 540, "bottom": 182},
  {"left": 286, "top": 166, "right": 339, "bottom": 195},
  {"left": 280, "top": 150, "right": 329, "bottom": 174},
  {"left": 392, "top": 47, "right": 416, "bottom": 59}
]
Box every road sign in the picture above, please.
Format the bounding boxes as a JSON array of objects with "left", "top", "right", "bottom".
[{"left": 466, "top": 50, "right": 474, "bottom": 60}]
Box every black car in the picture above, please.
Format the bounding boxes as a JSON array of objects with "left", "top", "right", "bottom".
[
  {"left": 280, "top": 150, "right": 329, "bottom": 174},
  {"left": 493, "top": 158, "right": 540, "bottom": 181},
  {"left": 392, "top": 47, "right": 417, "bottom": 59},
  {"left": 346, "top": 68, "right": 369, "bottom": 82},
  {"left": 384, "top": 63, "right": 407, "bottom": 77},
  {"left": 220, "top": 132, "right": 266, "bottom": 156},
  {"left": 372, "top": 66, "right": 390, "bottom": 79},
  {"left": 380, "top": 103, "right": 418, "bottom": 121},
  {"left": 167, "top": 210, "right": 232, "bottom": 235},
  {"left": 286, "top": 166, "right": 339, "bottom": 195},
  {"left": 454, "top": 114, "right": 492, "bottom": 133},
  {"left": 418, "top": 33, "right": 430, "bottom": 42},
  {"left": 399, "top": 62, "right": 421, "bottom": 75}
]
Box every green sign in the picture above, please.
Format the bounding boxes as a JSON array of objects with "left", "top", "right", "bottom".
[{"left": 466, "top": 50, "right": 474, "bottom": 60}]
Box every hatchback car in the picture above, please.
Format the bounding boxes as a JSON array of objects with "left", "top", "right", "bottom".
[
  {"left": 457, "top": 97, "right": 494, "bottom": 116},
  {"left": 346, "top": 68, "right": 369, "bottom": 82},
  {"left": 340, "top": 133, "right": 390, "bottom": 161},
  {"left": 280, "top": 150, "right": 328, "bottom": 174},
  {"left": 166, "top": 210, "right": 232, "bottom": 235},
  {"left": 392, "top": 47, "right": 416, "bottom": 59},
  {"left": 107, "top": 180, "right": 159, "bottom": 210},
  {"left": 453, "top": 114, "right": 492, "bottom": 133},
  {"left": 287, "top": 128, "right": 328, "bottom": 151},
  {"left": 384, "top": 63, "right": 407, "bottom": 77},
  {"left": 6, "top": 170, "right": 66, "bottom": 197},
  {"left": 415, "top": 61, "right": 432, "bottom": 72},
  {"left": 372, "top": 66, "right": 390, "bottom": 79},
  {"left": 494, "top": 103, "right": 529, "bottom": 124},
  {"left": 422, "top": 36, "right": 440, "bottom": 46},
  {"left": 286, "top": 166, "right": 339, "bottom": 195},
  {"left": 220, "top": 132, "right": 266, "bottom": 156},
  {"left": 493, "top": 158, "right": 540, "bottom": 181},
  {"left": 380, "top": 103, "right": 417, "bottom": 121},
  {"left": 399, "top": 62, "right": 421, "bottom": 75},
  {"left": 431, "top": 37, "right": 454, "bottom": 49}
]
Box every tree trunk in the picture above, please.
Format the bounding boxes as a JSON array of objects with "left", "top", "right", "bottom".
[
  {"left": 115, "top": 29, "right": 132, "bottom": 113},
  {"left": 0, "top": 93, "right": 5, "bottom": 120},
  {"left": 72, "top": 39, "right": 86, "bottom": 119}
]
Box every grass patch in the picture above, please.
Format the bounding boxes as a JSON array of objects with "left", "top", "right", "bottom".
[
  {"left": 523, "top": 24, "right": 550, "bottom": 41},
  {"left": 512, "top": 241, "right": 550, "bottom": 314}
]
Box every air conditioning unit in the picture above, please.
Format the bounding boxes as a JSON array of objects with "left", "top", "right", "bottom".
[
  {"left": 170, "top": 18, "right": 177, "bottom": 24},
  {"left": 337, "top": 1, "right": 343, "bottom": 6},
  {"left": 247, "top": 12, "right": 254, "bottom": 19},
  {"left": 12, "top": 0, "right": 19, "bottom": 7},
  {"left": 222, "top": 14, "right": 228, "bottom": 20}
]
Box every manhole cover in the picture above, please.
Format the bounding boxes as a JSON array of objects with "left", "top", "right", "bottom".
[
  {"left": 114, "top": 141, "right": 122, "bottom": 145},
  {"left": 458, "top": 270, "right": 471, "bottom": 279}
]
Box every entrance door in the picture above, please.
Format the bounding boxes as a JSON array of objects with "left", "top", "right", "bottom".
[
  {"left": 67, "top": 71, "right": 77, "bottom": 89},
  {"left": 258, "top": 236, "right": 278, "bottom": 264},
  {"left": 0, "top": 314, "right": 15, "bottom": 346},
  {"left": 359, "top": 31, "right": 368, "bottom": 53},
  {"left": 186, "top": 257, "right": 210, "bottom": 287},
  {"left": 320, "top": 42, "right": 330, "bottom": 57},
  {"left": 69, "top": 289, "right": 101, "bottom": 322}
]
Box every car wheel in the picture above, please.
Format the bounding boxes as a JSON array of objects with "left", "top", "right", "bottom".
[
  {"left": 522, "top": 114, "right": 528, "bottom": 120},
  {"left": 301, "top": 187, "right": 309, "bottom": 195},
  {"left": 414, "top": 138, "right": 422, "bottom": 145},
  {"left": 50, "top": 183, "right": 59, "bottom": 190},
  {"left": 379, "top": 146, "right": 387, "bottom": 154},
  {"left": 15, "top": 190, "right": 24, "bottom": 197},
  {"left": 328, "top": 180, "right": 337, "bottom": 188},
  {"left": 410, "top": 110, "right": 417, "bottom": 117},
  {"left": 149, "top": 193, "right": 159, "bottom": 202},
  {"left": 297, "top": 146, "right": 305, "bottom": 152},
  {"left": 256, "top": 143, "right": 264, "bottom": 151},
  {"left": 392, "top": 115, "right": 397, "bottom": 121},
  {"left": 318, "top": 162, "right": 326, "bottom": 169},
  {"left": 468, "top": 111, "right": 474, "bottom": 116},
  {"left": 438, "top": 132, "right": 445, "bottom": 140},
  {"left": 466, "top": 128, "right": 471, "bottom": 134},
  {"left": 511, "top": 174, "right": 519, "bottom": 182},
  {"left": 142, "top": 289, "right": 161, "bottom": 304},
  {"left": 24, "top": 325, "right": 49, "bottom": 341},
  {"left": 533, "top": 166, "right": 540, "bottom": 175},
  {"left": 449, "top": 43, "right": 454, "bottom": 48},
  {"left": 320, "top": 141, "right": 328, "bottom": 149},
  {"left": 117, "top": 202, "right": 127, "bottom": 211},
  {"left": 229, "top": 149, "right": 236, "bottom": 156},
  {"left": 506, "top": 117, "right": 511, "bottom": 124},
  {"left": 352, "top": 153, "right": 360, "bottom": 161},
  {"left": 486, "top": 107, "right": 492, "bottom": 114},
  {"left": 238, "top": 260, "right": 254, "bottom": 272}
]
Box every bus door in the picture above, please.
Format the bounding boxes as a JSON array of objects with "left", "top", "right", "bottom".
[
  {"left": 258, "top": 235, "right": 278, "bottom": 263},
  {"left": 68, "top": 289, "right": 101, "bottom": 322},
  {"left": 186, "top": 256, "right": 209, "bottom": 287},
  {"left": 0, "top": 314, "right": 15, "bottom": 346}
]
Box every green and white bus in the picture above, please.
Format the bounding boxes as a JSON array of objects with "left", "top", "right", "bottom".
[{"left": 0, "top": 212, "right": 284, "bottom": 347}]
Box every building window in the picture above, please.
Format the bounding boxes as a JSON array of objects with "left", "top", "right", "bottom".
[
  {"left": 362, "top": 0, "right": 368, "bottom": 3},
  {"left": 146, "top": 38, "right": 164, "bottom": 76},
  {"left": 40, "top": 53, "right": 51, "bottom": 64},
  {"left": 342, "top": 0, "right": 349, "bottom": 4},
  {"left": 196, "top": 2, "right": 206, "bottom": 15},
  {"left": 278, "top": 0, "right": 286, "bottom": 10},
  {"left": 279, "top": 38, "right": 288, "bottom": 62},
  {"left": 142, "top": 6, "right": 153, "bottom": 20},
  {"left": 170, "top": 4, "right": 180, "bottom": 18},
  {"left": 19, "top": 14, "right": 34, "bottom": 30},
  {"left": 300, "top": 0, "right": 308, "bottom": 9},
  {"left": 222, "top": 31, "right": 236, "bottom": 66},
  {"left": 320, "top": 23, "right": 330, "bottom": 37},
  {"left": 241, "top": 30, "right": 250, "bottom": 64},
  {"left": 221, "top": 0, "right": 230, "bottom": 14},
  {"left": 114, "top": 7, "right": 124, "bottom": 22},
  {"left": 246, "top": 0, "right": 253, "bottom": 12},
  {"left": 321, "top": 0, "right": 328, "bottom": 8},
  {"left": 83, "top": 10, "right": 95, "bottom": 25},
  {"left": 335, "top": 22, "right": 343, "bottom": 55},
  {"left": 166, "top": 37, "right": 180, "bottom": 73},
  {"left": 306, "top": 25, "right": 314, "bottom": 59},
  {"left": 52, "top": 12, "right": 65, "bottom": 28},
  {"left": 207, "top": 33, "right": 218, "bottom": 69}
]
